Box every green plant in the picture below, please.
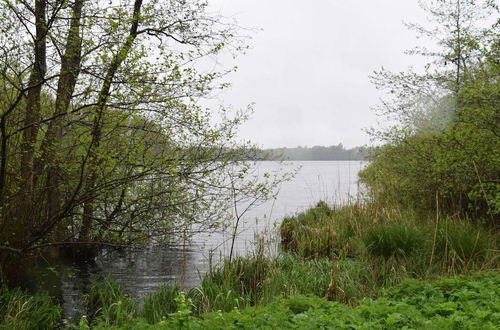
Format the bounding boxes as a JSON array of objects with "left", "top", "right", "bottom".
[
  {"left": 164, "top": 292, "right": 194, "bottom": 329},
  {"left": 268, "top": 256, "right": 333, "bottom": 299},
  {"left": 0, "top": 287, "right": 62, "bottom": 330},
  {"left": 86, "top": 277, "right": 137, "bottom": 327},
  {"left": 191, "top": 256, "right": 269, "bottom": 313},
  {"left": 363, "top": 222, "right": 425, "bottom": 258},
  {"left": 434, "top": 219, "right": 493, "bottom": 265},
  {"left": 142, "top": 283, "right": 180, "bottom": 324},
  {"left": 190, "top": 254, "right": 336, "bottom": 314},
  {"left": 279, "top": 201, "right": 361, "bottom": 258}
]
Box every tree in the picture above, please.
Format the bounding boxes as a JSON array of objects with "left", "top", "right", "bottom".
[
  {"left": 360, "top": 0, "right": 499, "bottom": 219},
  {"left": 0, "top": 0, "right": 283, "bottom": 280}
]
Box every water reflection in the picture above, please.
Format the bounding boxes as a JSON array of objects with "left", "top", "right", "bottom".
[{"left": 94, "top": 246, "right": 208, "bottom": 298}]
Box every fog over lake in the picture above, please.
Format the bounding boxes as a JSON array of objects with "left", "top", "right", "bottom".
[{"left": 207, "top": 0, "right": 430, "bottom": 149}]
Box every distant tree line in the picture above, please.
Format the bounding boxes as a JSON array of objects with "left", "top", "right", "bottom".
[{"left": 261, "top": 144, "right": 367, "bottom": 161}]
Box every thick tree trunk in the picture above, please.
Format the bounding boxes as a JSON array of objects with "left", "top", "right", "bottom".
[
  {"left": 16, "top": 0, "right": 47, "bottom": 246},
  {"left": 40, "top": 0, "right": 85, "bottom": 240},
  {"left": 80, "top": 0, "right": 143, "bottom": 242}
]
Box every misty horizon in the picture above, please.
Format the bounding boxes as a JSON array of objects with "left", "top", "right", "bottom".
[{"left": 208, "top": 0, "right": 432, "bottom": 149}]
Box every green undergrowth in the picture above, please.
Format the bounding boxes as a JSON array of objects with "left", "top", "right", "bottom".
[
  {"left": 1, "top": 261, "right": 498, "bottom": 329},
  {"left": 0, "top": 287, "right": 62, "bottom": 330},
  {"left": 191, "top": 254, "right": 334, "bottom": 314},
  {"left": 1, "top": 201, "right": 498, "bottom": 329},
  {"left": 86, "top": 277, "right": 137, "bottom": 327},
  {"left": 142, "top": 283, "right": 180, "bottom": 324},
  {"left": 280, "top": 201, "right": 498, "bottom": 278},
  {"left": 280, "top": 201, "right": 360, "bottom": 258},
  {"left": 93, "top": 271, "right": 500, "bottom": 329}
]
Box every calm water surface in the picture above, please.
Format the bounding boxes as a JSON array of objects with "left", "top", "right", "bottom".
[{"left": 24, "top": 160, "right": 365, "bottom": 318}]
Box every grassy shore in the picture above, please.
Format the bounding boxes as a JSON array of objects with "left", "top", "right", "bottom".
[
  {"left": 93, "top": 271, "right": 500, "bottom": 329},
  {"left": 1, "top": 202, "right": 498, "bottom": 329},
  {"left": 3, "top": 270, "right": 497, "bottom": 329}
]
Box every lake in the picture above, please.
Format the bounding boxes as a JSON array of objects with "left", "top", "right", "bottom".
[{"left": 22, "top": 160, "right": 365, "bottom": 319}]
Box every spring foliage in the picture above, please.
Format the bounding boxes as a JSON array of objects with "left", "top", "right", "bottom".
[
  {"left": 360, "top": 0, "right": 500, "bottom": 218},
  {"left": 0, "top": 0, "right": 285, "bottom": 273}
]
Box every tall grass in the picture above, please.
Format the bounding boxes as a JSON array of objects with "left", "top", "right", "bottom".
[
  {"left": 431, "top": 218, "right": 496, "bottom": 274},
  {"left": 191, "top": 254, "right": 335, "bottom": 314},
  {"left": 280, "top": 201, "right": 364, "bottom": 258},
  {"left": 0, "top": 287, "right": 62, "bottom": 330},
  {"left": 86, "top": 277, "right": 137, "bottom": 327},
  {"left": 363, "top": 222, "right": 424, "bottom": 258},
  {"left": 142, "top": 284, "right": 180, "bottom": 324},
  {"left": 279, "top": 201, "right": 498, "bottom": 290}
]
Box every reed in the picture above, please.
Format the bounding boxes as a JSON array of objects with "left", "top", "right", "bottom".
[
  {"left": 191, "top": 254, "right": 335, "bottom": 314},
  {"left": 280, "top": 201, "right": 363, "bottom": 258},
  {"left": 432, "top": 218, "right": 496, "bottom": 274},
  {"left": 279, "top": 200, "right": 499, "bottom": 294},
  {"left": 86, "top": 277, "right": 137, "bottom": 327},
  {"left": 142, "top": 283, "right": 180, "bottom": 324},
  {"left": 363, "top": 222, "right": 424, "bottom": 258}
]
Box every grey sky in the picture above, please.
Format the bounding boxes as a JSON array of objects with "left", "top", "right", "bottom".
[{"left": 209, "top": 0, "right": 430, "bottom": 148}]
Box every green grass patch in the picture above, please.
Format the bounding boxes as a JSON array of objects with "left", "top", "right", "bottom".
[
  {"left": 142, "top": 283, "right": 180, "bottom": 324},
  {"left": 363, "top": 222, "right": 424, "bottom": 258},
  {"left": 191, "top": 254, "right": 334, "bottom": 314},
  {"left": 434, "top": 219, "right": 492, "bottom": 263},
  {"left": 279, "top": 202, "right": 498, "bottom": 280},
  {"left": 93, "top": 271, "right": 500, "bottom": 329},
  {"left": 0, "top": 287, "right": 62, "bottom": 330},
  {"left": 280, "top": 201, "right": 364, "bottom": 258},
  {"left": 86, "top": 277, "right": 137, "bottom": 327}
]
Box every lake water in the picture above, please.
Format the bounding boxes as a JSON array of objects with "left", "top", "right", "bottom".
[{"left": 23, "top": 160, "right": 365, "bottom": 319}]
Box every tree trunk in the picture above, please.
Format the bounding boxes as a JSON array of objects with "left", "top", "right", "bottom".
[
  {"left": 39, "top": 0, "right": 85, "bottom": 241},
  {"left": 16, "top": 0, "right": 47, "bottom": 247},
  {"left": 80, "top": 0, "right": 143, "bottom": 242}
]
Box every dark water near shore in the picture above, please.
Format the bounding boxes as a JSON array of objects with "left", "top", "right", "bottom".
[{"left": 22, "top": 161, "right": 365, "bottom": 319}]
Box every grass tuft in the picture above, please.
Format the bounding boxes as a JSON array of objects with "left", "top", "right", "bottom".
[
  {"left": 142, "top": 283, "right": 180, "bottom": 324},
  {"left": 0, "top": 287, "right": 62, "bottom": 330},
  {"left": 363, "top": 222, "right": 424, "bottom": 258},
  {"left": 86, "top": 277, "right": 137, "bottom": 327}
]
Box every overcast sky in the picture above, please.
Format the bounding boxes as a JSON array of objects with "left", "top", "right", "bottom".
[{"left": 208, "top": 0, "right": 431, "bottom": 148}]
